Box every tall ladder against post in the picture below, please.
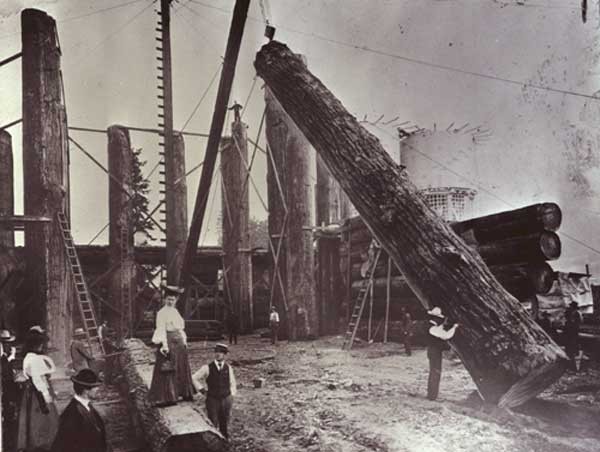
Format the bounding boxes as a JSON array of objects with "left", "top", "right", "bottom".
[
  {"left": 342, "top": 243, "right": 382, "bottom": 350},
  {"left": 57, "top": 213, "right": 105, "bottom": 356}
]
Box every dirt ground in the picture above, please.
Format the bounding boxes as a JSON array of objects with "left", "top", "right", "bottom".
[{"left": 186, "top": 334, "right": 600, "bottom": 452}]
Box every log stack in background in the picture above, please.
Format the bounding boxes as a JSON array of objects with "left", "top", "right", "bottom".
[{"left": 342, "top": 203, "right": 562, "bottom": 311}]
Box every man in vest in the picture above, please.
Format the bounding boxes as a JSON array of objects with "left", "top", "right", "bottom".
[
  {"left": 192, "top": 343, "right": 237, "bottom": 439},
  {"left": 426, "top": 307, "right": 459, "bottom": 401}
]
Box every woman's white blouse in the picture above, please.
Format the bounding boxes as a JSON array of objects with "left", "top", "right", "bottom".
[
  {"left": 151, "top": 306, "right": 187, "bottom": 345},
  {"left": 23, "top": 352, "right": 55, "bottom": 398}
]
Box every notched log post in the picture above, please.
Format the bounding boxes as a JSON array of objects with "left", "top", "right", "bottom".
[{"left": 254, "top": 41, "right": 568, "bottom": 408}]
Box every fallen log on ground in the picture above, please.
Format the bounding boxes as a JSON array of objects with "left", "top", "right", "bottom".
[
  {"left": 255, "top": 41, "right": 568, "bottom": 408},
  {"left": 119, "top": 339, "right": 226, "bottom": 452}
]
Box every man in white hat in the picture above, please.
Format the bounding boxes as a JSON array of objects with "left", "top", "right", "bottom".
[
  {"left": 51, "top": 368, "right": 108, "bottom": 452},
  {"left": 192, "top": 343, "right": 237, "bottom": 439},
  {"left": 426, "top": 307, "right": 459, "bottom": 401},
  {"left": 71, "top": 327, "right": 94, "bottom": 372}
]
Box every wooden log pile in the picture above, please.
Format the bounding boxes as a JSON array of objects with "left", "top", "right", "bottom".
[
  {"left": 343, "top": 203, "right": 561, "bottom": 303},
  {"left": 118, "top": 339, "right": 227, "bottom": 452}
]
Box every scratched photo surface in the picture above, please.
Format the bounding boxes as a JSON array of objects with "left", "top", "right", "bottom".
[{"left": 1, "top": 1, "right": 600, "bottom": 452}]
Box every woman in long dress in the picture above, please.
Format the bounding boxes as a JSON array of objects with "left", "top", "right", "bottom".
[
  {"left": 17, "top": 330, "right": 60, "bottom": 451},
  {"left": 148, "top": 285, "right": 196, "bottom": 406}
]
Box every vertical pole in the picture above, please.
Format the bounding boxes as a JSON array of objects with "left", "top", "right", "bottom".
[
  {"left": 107, "top": 126, "right": 135, "bottom": 340},
  {"left": 315, "top": 154, "right": 331, "bottom": 227},
  {"left": 21, "top": 9, "right": 71, "bottom": 362},
  {"left": 265, "top": 88, "right": 317, "bottom": 340},
  {"left": 368, "top": 275, "right": 373, "bottom": 341},
  {"left": 159, "top": 0, "right": 188, "bottom": 285},
  {"left": 0, "top": 131, "right": 14, "bottom": 248},
  {"left": 221, "top": 113, "right": 252, "bottom": 332},
  {"left": 166, "top": 132, "right": 188, "bottom": 284},
  {"left": 384, "top": 255, "right": 391, "bottom": 343},
  {"left": 179, "top": 0, "right": 250, "bottom": 305}
]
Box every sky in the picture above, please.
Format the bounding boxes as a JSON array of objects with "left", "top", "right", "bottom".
[{"left": 1, "top": 0, "right": 600, "bottom": 276}]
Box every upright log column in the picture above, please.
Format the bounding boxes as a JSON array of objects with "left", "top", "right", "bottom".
[
  {"left": 22, "top": 9, "right": 71, "bottom": 362},
  {"left": 0, "top": 131, "right": 14, "bottom": 248},
  {"left": 315, "top": 154, "right": 331, "bottom": 227},
  {"left": 265, "top": 89, "right": 317, "bottom": 340},
  {"left": 166, "top": 132, "right": 188, "bottom": 285},
  {"left": 265, "top": 89, "right": 289, "bottom": 336},
  {"left": 221, "top": 116, "right": 252, "bottom": 332},
  {"left": 108, "top": 126, "right": 135, "bottom": 340},
  {"left": 255, "top": 41, "right": 568, "bottom": 407}
]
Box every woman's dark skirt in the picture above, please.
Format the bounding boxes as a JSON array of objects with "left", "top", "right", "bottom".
[
  {"left": 148, "top": 330, "right": 196, "bottom": 405},
  {"left": 16, "top": 379, "right": 59, "bottom": 451}
]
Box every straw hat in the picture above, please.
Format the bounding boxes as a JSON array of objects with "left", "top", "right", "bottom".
[
  {"left": 0, "top": 330, "right": 16, "bottom": 342},
  {"left": 214, "top": 343, "right": 229, "bottom": 354},
  {"left": 162, "top": 284, "right": 184, "bottom": 296},
  {"left": 427, "top": 307, "right": 444, "bottom": 318},
  {"left": 73, "top": 327, "right": 86, "bottom": 337}
]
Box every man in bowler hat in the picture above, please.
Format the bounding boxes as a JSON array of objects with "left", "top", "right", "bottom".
[
  {"left": 51, "top": 368, "right": 108, "bottom": 452},
  {"left": 192, "top": 343, "right": 237, "bottom": 439}
]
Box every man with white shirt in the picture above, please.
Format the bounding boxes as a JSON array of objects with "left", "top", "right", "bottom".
[
  {"left": 51, "top": 368, "right": 108, "bottom": 452},
  {"left": 426, "top": 307, "right": 459, "bottom": 401},
  {"left": 192, "top": 343, "right": 237, "bottom": 439},
  {"left": 269, "top": 306, "right": 280, "bottom": 344}
]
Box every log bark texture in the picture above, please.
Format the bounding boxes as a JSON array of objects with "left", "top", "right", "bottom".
[
  {"left": 0, "top": 247, "right": 25, "bottom": 333},
  {"left": 119, "top": 339, "right": 226, "bottom": 452},
  {"left": 108, "top": 126, "right": 136, "bottom": 339},
  {"left": 165, "top": 132, "right": 188, "bottom": 286},
  {"left": 255, "top": 41, "right": 568, "bottom": 407},
  {"left": 221, "top": 120, "right": 253, "bottom": 332},
  {"left": 315, "top": 154, "right": 331, "bottom": 226},
  {"left": 0, "top": 131, "right": 14, "bottom": 248},
  {"left": 265, "top": 88, "right": 318, "bottom": 339},
  {"left": 22, "top": 9, "right": 71, "bottom": 363}
]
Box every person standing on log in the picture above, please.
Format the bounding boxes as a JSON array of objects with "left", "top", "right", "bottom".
[
  {"left": 148, "top": 285, "right": 196, "bottom": 406},
  {"left": 426, "top": 307, "right": 459, "bottom": 401},
  {"left": 269, "top": 306, "right": 280, "bottom": 345},
  {"left": 71, "top": 328, "right": 94, "bottom": 373},
  {"left": 226, "top": 309, "right": 239, "bottom": 345},
  {"left": 17, "top": 329, "right": 59, "bottom": 451},
  {"left": 192, "top": 343, "right": 237, "bottom": 439},
  {"left": 1, "top": 329, "right": 18, "bottom": 451},
  {"left": 400, "top": 307, "right": 412, "bottom": 356},
  {"left": 563, "top": 301, "right": 582, "bottom": 371},
  {"left": 51, "top": 368, "right": 107, "bottom": 452}
]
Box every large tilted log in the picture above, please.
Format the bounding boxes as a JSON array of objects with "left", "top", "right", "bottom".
[
  {"left": 119, "top": 339, "right": 226, "bottom": 452},
  {"left": 452, "top": 203, "right": 561, "bottom": 244},
  {"left": 255, "top": 41, "right": 568, "bottom": 408}
]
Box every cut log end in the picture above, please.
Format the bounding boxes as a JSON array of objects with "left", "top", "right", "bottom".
[
  {"left": 498, "top": 359, "right": 567, "bottom": 408},
  {"left": 539, "top": 232, "right": 561, "bottom": 261}
]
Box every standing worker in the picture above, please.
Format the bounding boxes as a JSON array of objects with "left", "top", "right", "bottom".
[
  {"left": 71, "top": 327, "right": 94, "bottom": 372},
  {"left": 0, "top": 329, "right": 18, "bottom": 451},
  {"left": 226, "top": 309, "right": 239, "bottom": 345},
  {"left": 192, "top": 343, "right": 237, "bottom": 439},
  {"left": 400, "top": 306, "right": 412, "bottom": 356},
  {"left": 426, "top": 307, "right": 459, "bottom": 401},
  {"left": 563, "top": 301, "right": 583, "bottom": 371},
  {"left": 269, "top": 306, "right": 280, "bottom": 345}
]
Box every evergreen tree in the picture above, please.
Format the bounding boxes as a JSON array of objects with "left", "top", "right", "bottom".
[{"left": 131, "top": 148, "right": 154, "bottom": 242}]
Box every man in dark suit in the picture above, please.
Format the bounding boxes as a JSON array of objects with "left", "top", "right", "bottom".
[{"left": 51, "top": 368, "right": 108, "bottom": 452}]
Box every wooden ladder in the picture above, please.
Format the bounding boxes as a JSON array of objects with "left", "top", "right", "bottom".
[
  {"left": 342, "top": 244, "right": 382, "bottom": 350},
  {"left": 57, "top": 213, "right": 105, "bottom": 356}
]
